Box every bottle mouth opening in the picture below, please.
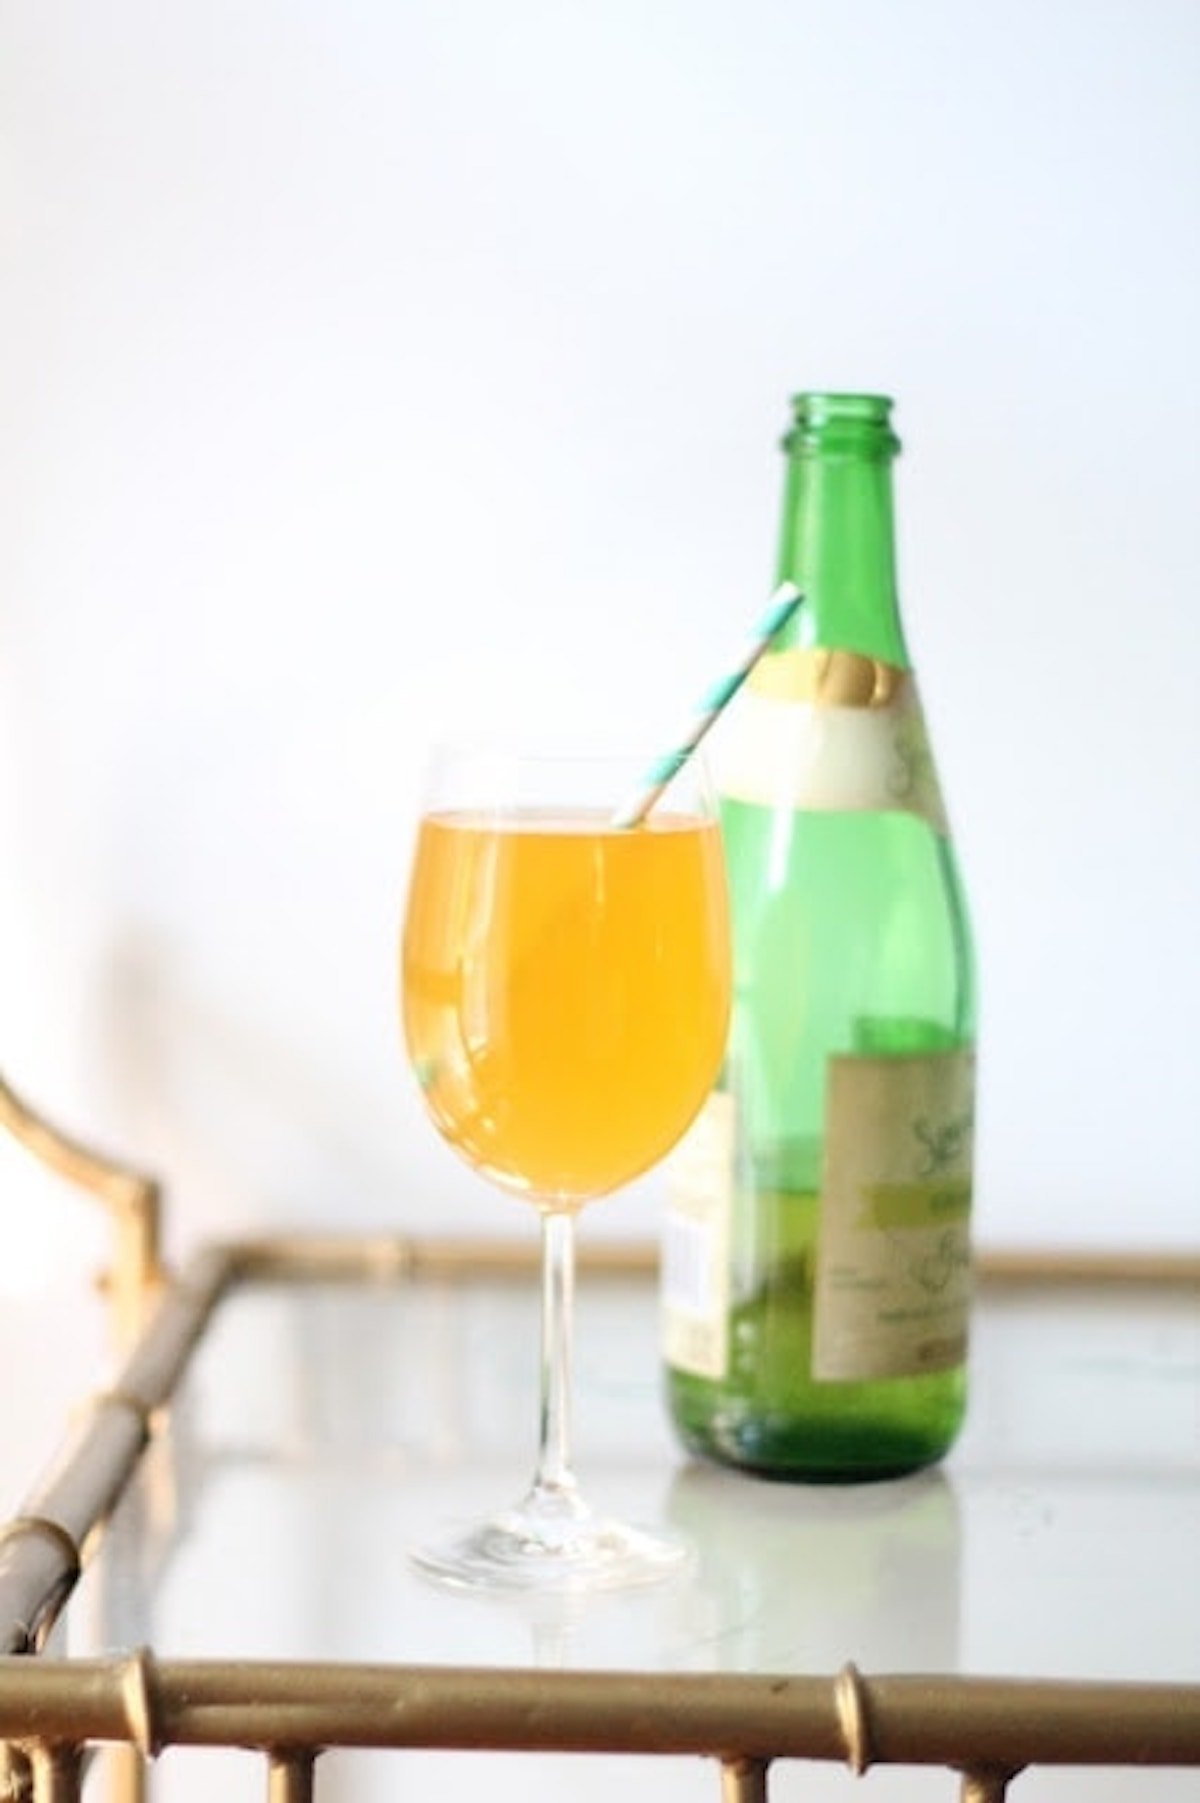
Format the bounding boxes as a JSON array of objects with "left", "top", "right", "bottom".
[
  {"left": 792, "top": 392, "right": 894, "bottom": 421},
  {"left": 786, "top": 392, "right": 901, "bottom": 453}
]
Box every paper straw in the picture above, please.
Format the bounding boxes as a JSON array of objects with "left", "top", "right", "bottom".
[{"left": 612, "top": 580, "right": 804, "bottom": 827}]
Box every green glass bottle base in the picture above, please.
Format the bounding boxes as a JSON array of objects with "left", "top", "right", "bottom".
[{"left": 665, "top": 1369, "right": 966, "bottom": 1484}]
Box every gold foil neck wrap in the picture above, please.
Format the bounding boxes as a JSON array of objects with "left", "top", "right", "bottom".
[{"left": 748, "top": 648, "right": 906, "bottom": 709}]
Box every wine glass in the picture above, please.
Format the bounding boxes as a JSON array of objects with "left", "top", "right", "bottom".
[{"left": 399, "top": 743, "right": 731, "bottom": 1592}]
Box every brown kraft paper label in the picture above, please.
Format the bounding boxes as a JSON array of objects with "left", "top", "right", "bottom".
[{"left": 813, "top": 1048, "right": 974, "bottom": 1382}]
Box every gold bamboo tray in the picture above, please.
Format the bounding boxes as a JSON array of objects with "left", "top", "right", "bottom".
[{"left": 0, "top": 1074, "right": 1198, "bottom": 1803}]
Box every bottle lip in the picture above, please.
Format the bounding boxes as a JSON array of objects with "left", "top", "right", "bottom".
[
  {"left": 786, "top": 391, "right": 901, "bottom": 453},
  {"left": 791, "top": 391, "right": 894, "bottom": 419}
]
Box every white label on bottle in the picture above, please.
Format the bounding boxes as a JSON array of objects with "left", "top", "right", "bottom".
[
  {"left": 711, "top": 676, "right": 949, "bottom": 833},
  {"left": 813, "top": 1048, "right": 974, "bottom": 1382},
  {"left": 661, "top": 1091, "right": 735, "bottom": 1378}
]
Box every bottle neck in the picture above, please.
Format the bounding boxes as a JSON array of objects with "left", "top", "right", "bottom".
[{"left": 773, "top": 396, "right": 909, "bottom": 672}]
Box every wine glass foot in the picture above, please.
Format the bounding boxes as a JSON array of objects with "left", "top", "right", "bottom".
[{"left": 410, "top": 1501, "right": 691, "bottom": 1594}]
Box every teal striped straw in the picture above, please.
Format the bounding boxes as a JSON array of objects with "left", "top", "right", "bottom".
[{"left": 612, "top": 581, "right": 804, "bottom": 828}]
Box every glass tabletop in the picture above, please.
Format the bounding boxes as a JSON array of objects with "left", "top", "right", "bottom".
[{"left": 66, "top": 1261, "right": 1199, "bottom": 1680}]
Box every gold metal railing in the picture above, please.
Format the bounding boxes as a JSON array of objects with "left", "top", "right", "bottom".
[
  {"left": 1, "top": 1074, "right": 1198, "bottom": 1803},
  {"left": 1, "top": 1653, "right": 1199, "bottom": 1790}
]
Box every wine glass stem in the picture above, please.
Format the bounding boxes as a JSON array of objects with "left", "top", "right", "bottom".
[{"left": 532, "top": 1209, "right": 584, "bottom": 1514}]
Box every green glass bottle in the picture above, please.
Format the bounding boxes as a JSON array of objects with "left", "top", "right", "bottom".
[{"left": 662, "top": 392, "right": 977, "bottom": 1481}]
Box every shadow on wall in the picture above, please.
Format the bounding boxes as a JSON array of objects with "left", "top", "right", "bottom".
[{"left": 92, "top": 927, "right": 416, "bottom": 1250}]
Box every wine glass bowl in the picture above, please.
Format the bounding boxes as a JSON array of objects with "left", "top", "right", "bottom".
[{"left": 399, "top": 744, "right": 731, "bottom": 1591}]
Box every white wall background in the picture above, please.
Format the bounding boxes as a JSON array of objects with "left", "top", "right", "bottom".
[{"left": 2, "top": 0, "right": 1198, "bottom": 1269}]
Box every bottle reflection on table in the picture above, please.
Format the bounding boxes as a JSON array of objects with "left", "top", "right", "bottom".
[{"left": 664, "top": 1461, "right": 961, "bottom": 1675}]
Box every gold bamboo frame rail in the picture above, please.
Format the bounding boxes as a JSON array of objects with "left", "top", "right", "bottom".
[
  {"left": 1, "top": 1077, "right": 1198, "bottom": 1803},
  {"left": 0, "top": 1654, "right": 1198, "bottom": 1772}
]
